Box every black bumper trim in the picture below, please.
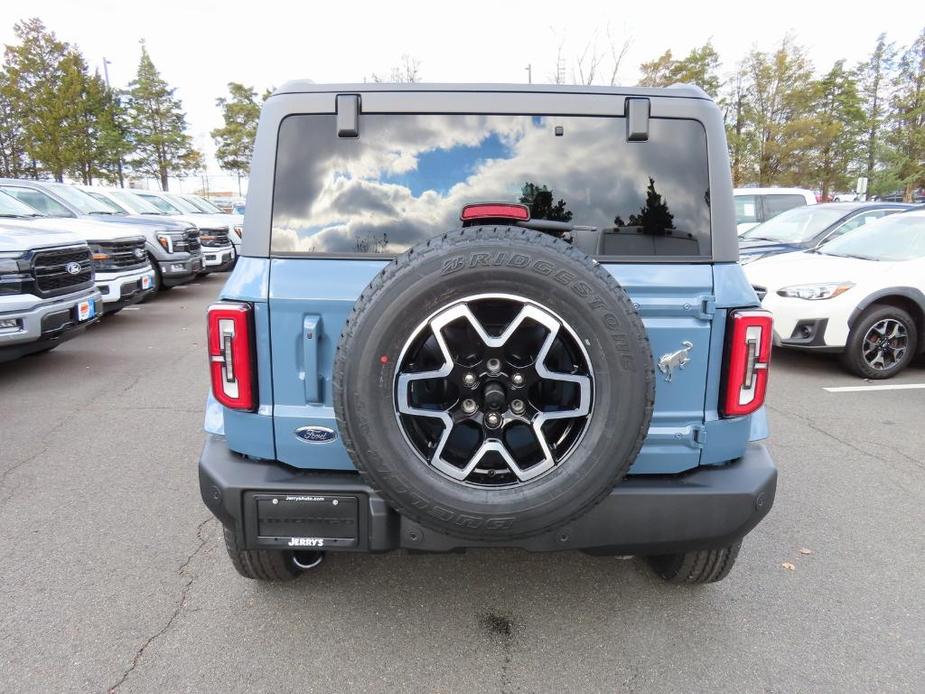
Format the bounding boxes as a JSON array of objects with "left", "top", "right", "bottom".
[{"left": 199, "top": 434, "right": 777, "bottom": 556}]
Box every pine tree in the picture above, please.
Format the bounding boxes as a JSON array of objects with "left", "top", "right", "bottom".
[
  {"left": 886, "top": 29, "right": 925, "bottom": 202},
  {"left": 125, "top": 43, "right": 201, "bottom": 190},
  {"left": 0, "top": 66, "right": 28, "bottom": 177},
  {"left": 856, "top": 34, "right": 896, "bottom": 197},
  {"left": 741, "top": 37, "right": 815, "bottom": 185},
  {"left": 805, "top": 61, "right": 865, "bottom": 199},
  {"left": 639, "top": 42, "right": 721, "bottom": 97},
  {"left": 519, "top": 182, "right": 573, "bottom": 222},
  {"left": 211, "top": 82, "right": 262, "bottom": 195},
  {"left": 3, "top": 18, "right": 75, "bottom": 181}
]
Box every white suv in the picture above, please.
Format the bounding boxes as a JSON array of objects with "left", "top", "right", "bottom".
[{"left": 745, "top": 210, "right": 925, "bottom": 378}]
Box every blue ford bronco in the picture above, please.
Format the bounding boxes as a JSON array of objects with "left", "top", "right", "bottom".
[{"left": 199, "top": 83, "right": 777, "bottom": 583}]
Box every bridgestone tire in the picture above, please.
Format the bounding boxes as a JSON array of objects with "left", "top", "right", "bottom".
[
  {"left": 222, "top": 525, "right": 302, "bottom": 581},
  {"left": 648, "top": 541, "right": 742, "bottom": 584},
  {"left": 334, "top": 227, "right": 654, "bottom": 541}
]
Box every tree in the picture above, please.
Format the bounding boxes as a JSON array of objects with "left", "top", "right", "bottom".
[
  {"left": 369, "top": 55, "right": 421, "bottom": 83},
  {"left": 125, "top": 43, "right": 202, "bottom": 190},
  {"left": 804, "top": 61, "right": 865, "bottom": 199},
  {"left": 856, "top": 34, "right": 896, "bottom": 197},
  {"left": 3, "top": 18, "right": 76, "bottom": 181},
  {"left": 639, "top": 42, "right": 721, "bottom": 97},
  {"left": 211, "top": 82, "right": 261, "bottom": 195},
  {"left": 519, "top": 182, "right": 572, "bottom": 222},
  {"left": 741, "top": 37, "right": 814, "bottom": 185},
  {"left": 620, "top": 178, "right": 675, "bottom": 234},
  {"left": 886, "top": 29, "right": 925, "bottom": 202},
  {"left": 722, "top": 65, "right": 757, "bottom": 185},
  {"left": 0, "top": 66, "right": 28, "bottom": 178}
]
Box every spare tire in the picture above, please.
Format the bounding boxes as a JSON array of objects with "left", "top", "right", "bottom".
[{"left": 334, "top": 227, "right": 654, "bottom": 541}]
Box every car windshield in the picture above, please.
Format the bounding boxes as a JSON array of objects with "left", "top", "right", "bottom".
[
  {"left": 109, "top": 190, "right": 163, "bottom": 215},
  {"left": 741, "top": 205, "right": 846, "bottom": 243},
  {"left": 185, "top": 195, "right": 221, "bottom": 214},
  {"left": 164, "top": 193, "right": 200, "bottom": 214},
  {"left": 0, "top": 190, "right": 44, "bottom": 217},
  {"left": 137, "top": 193, "right": 182, "bottom": 214},
  {"left": 821, "top": 213, "right": 925, "bottom": 261},
  {"left": 47, "top": 183, "right": 116, "bottom": 215},
  {"left": 86, "top": 191, "right": 128, "bottom": 214}
]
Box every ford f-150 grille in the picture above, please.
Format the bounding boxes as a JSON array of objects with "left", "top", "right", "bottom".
[
  {"left": 93, "top": 238, "right": 148, "bottom": 271},
  {"left": 199, "top": 228, "right": 230, "bottom": 247},
  {"left": 33, "top": 245, "right": 94, "bottom": 297}
]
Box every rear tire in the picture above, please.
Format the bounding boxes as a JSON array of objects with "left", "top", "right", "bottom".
[
  {"left": 648, "top": 541, "right": 742, "bottom": 584},
  {"left": 842, "top": 305, "right": 917, "bottom": 379},
  {"left": 222, "top": 525, "right": 303, "bottom": 581}
]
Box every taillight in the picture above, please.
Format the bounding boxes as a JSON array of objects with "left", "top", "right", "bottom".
[
  {"left": 460, "top": 203, "right": 530, "bottom": 222},
  {"left": 721, "top": 309, "right": 773, "bottom": 417},
  {"left": 207, "top": 302, "right": 257, "bottom": 411}
]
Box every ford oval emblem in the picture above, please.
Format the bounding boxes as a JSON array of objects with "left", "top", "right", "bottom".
[
  {"left": 65, "top": 261, "right": 82, "bottom": 275},
  {"left": 295, "top": 426, "right": 337, "bottom": 444}
]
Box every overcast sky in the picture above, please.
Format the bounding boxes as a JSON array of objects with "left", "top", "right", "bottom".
[{"left": 1, "top": 1, "right": 922, "bottom": 190}]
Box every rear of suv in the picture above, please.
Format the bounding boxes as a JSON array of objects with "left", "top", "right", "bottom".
[{"left": 199, "top": 84, "right": 777, "bottom": 584}]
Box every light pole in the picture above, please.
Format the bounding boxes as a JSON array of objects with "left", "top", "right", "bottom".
[
  {"left": 525, "top": 64, "right": 532, "bottom": 84},
  {"left": 102, "top": 57, "right": 125, "bottom": 188}
]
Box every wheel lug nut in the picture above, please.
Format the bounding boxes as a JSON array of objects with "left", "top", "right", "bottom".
[
  {"left": 486, "top": 357, "right": 501, "bottom": 375},
  {"left": 511, "top": 372, "right": 524, "bottom": 386},
  {"left": 462, "top": 398, "right": 477, "bottom": 414},
  {"left": 463, "top": 373, "right": 477, "bottom": 387},
  {"left": 485, "top": 412, "right": 502, "bottom": 428},
  {"left": 510, "top": 399, "right": 525, "bottom": 415}
]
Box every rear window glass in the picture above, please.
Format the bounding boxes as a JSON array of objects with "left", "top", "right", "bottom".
[
  {"left": 763, "top": 194, "right": 807, "bottom": 218},
  {"left": 271, "top": 114, "right": 711, "bottom": 258}
]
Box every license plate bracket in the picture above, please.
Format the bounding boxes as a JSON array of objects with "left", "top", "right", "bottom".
[{"left": 250, "top": 493, "right": 359, "bottom": 549}]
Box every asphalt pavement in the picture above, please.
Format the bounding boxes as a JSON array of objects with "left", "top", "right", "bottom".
[{"left": 1, "top": 274, "right": 923, "bottom": 693}]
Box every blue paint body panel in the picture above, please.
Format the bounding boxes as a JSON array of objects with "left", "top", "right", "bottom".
[{"left": 209, "top": 257, "right": 762, "bottom": 474}]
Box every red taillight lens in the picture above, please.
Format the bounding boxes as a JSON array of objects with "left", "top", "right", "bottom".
[
  {"left": 721, "top": 309, "right": 773, "bottom": 417},
  {"left": 207, "top": 302, "right": 257, "bottom": 411},
  {"left": 460, "top": 203, "right": 530, "bottom": 222}
]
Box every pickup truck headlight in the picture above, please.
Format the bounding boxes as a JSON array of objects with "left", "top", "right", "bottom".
[
  {"left": 156, "top": 232, "right": 185, "bottom": 254},
  {"left": 0, "top": 251, "right": 28, "bottom": 296},
  {"left": 776, "top": 282, "right": 855, "bottom": 300}
]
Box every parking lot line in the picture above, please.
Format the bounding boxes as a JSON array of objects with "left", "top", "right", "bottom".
[
  {"left": 824, "top": 383, "right": 925, "bottom": 393},
  {"left": 122, "top": 307, "right": 142, "bottom": 311}
]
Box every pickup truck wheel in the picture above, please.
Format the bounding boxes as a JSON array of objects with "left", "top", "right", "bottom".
[
  {"left": 222, "top": 525, "right": 302, "bottom": 581},
  {"left": 648, "top": 541, "right": 742, "bottom": 584},
  {"left": 334, "top": 226, "right": 654, "bottom": 541},
  {"left": 148, "top": 255, "right": 169, "bottom": 293},
  {"left": 842, "top": 305, "right": 917, "bottom": 379}
]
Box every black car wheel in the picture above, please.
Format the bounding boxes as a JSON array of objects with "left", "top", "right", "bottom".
[{"left": 843, "top": 305, "right": 917, "bottom": 379}]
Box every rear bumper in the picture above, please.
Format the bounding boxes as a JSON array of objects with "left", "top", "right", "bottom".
[{"left": 199, "top": 434, "right": 777, "bottom": 555}]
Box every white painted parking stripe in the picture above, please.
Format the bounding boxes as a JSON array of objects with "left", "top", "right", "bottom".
[
  {"left": 824, "top": 383, "right": 925, "bottom": 393},
  {"left": 122, "top": 307, "right": 142, "bottom": 311}
]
